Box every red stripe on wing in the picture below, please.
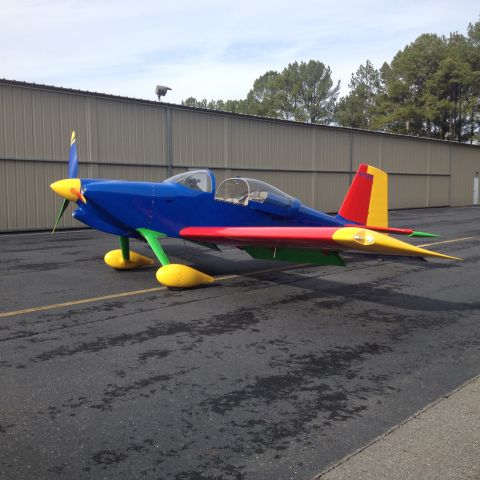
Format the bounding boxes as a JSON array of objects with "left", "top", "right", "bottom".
[{"left": 180, "top": 226, "right": 341, "bottom": 249}]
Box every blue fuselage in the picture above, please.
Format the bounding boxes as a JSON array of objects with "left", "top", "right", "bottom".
[{"left": 73, "top": 178, "right": 345, "bottom": 238}]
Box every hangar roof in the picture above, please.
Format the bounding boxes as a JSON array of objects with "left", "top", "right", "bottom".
[{"left": 1, "top": 77, "right": 477, "bottom": 148}]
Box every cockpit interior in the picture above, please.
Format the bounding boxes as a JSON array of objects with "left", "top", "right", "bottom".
[{"left": 163, "top": 170, "right": 300, "bottom": 217}]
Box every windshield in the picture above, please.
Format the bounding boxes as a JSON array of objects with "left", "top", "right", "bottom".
[{"left": 163, "top": 170, "right": 213, "bottom": 193}]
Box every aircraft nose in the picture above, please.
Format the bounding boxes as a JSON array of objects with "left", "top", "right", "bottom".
[{"left": 50, "top": 178, "right": 83, "bottom": 201}]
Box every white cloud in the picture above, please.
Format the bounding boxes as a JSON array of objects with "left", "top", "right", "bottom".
[{"left": 1, "top": 0, "right": 477, "bottom": 102}]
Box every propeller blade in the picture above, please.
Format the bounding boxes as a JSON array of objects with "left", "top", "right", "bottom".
[
  {"left": 67, "top": 131, "right": 78, "bottom": 178},
  {"left": 52, "top": 199, "right": 70, "bottom": 233}
]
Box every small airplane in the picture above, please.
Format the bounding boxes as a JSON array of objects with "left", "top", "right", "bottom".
[{"left": 50, "top": 131, "right": 459, "bottom": 288}]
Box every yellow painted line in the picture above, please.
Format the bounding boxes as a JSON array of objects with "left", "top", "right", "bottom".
[
  {"left": 418, "top": 236, "right": 478, "bottom": 248},
  {"left": 0, "top": 264, "right": 307, "bottom": 319},
  {"left": 0, "top": 286, "right": 166, "bottom": 318}
]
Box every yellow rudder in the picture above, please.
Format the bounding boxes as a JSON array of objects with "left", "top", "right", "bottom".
[{"left": 366, "top": 165, "right": 388, "bottom": 228}]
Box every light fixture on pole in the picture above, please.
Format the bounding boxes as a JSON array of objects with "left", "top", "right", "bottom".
[{"left": 155, "top": 85, "right": 171, "bottom": 101}]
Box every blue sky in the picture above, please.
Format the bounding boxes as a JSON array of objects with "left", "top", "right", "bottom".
[{"left": 1, "top": 1, "right": 478, "bottom": 103}]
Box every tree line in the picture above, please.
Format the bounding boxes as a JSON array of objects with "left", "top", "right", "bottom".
[{"left": 182, "top": 18, "right": 480, "bottom": 143}]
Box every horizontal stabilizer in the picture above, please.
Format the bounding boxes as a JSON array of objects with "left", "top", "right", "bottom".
[
  {"left": 348, "top": 225, "right": 438, "bottom": 237},
  {"left": 409, "top": 231, "right": 439, "bottom": 238}
]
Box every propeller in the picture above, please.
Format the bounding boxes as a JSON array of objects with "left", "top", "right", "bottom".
[
  {"left": 67, "top": 131, "right": 78, "bottom": 178},
  {"left": 51, "top": 131, "right": 81, "bottom": 233},
  {"left": 52, "top": 199, "right": 70, "bottom": 233}
]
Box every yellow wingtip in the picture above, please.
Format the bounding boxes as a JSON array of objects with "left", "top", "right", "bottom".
[{"left": 332, "top": 227, "right": 461, "bottom": 260}]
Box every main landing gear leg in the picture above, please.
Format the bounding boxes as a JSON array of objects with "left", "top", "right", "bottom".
[
  {"left": 137, "top": 228, "right": 214, "bottom": 288},
  {"left": 104, "top": 235, "right": 155, "bottom": 269}
]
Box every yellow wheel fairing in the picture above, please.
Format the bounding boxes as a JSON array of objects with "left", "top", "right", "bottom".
[
  {"left": 104, "top": 249, "right": 155, "bottom": 269},
  {"left": 156, "top": 264, "right": 214, "bottom": 288}
]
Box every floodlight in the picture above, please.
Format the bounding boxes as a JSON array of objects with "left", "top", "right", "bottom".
[{"left": 155, "top": 85, "right": 172, "bottom": 100}]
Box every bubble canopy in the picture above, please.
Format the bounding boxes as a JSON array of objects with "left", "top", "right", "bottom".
[
  {"left": 215, "top": 177, "right": 295, "bottom": 208},
  {"left": 163, "top": 170, "right": 213, "bottom": 193},
  {"left": 163, "top": 171, "right": 300, "bottom": 215}
]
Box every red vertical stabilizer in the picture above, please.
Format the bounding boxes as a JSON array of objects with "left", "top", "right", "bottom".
[{"left": 337, "top": 164, "right": 388, "bottom": 228}]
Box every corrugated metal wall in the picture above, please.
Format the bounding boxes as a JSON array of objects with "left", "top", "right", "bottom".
[{"left": 0, "top": 80, "right": 479, "bottom": 231}]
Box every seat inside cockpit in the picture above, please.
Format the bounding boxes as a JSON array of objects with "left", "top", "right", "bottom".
[
  {"left": 163, "top": 170, "right": 213, "bottom": 193},
  {"left": 215, "top": 177, "right": 295, "bottom": 209}
]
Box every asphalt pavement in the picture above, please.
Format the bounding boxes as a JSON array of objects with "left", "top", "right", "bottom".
[{"left": 0, "top": 206, "right": 479, "bottom": 480}]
